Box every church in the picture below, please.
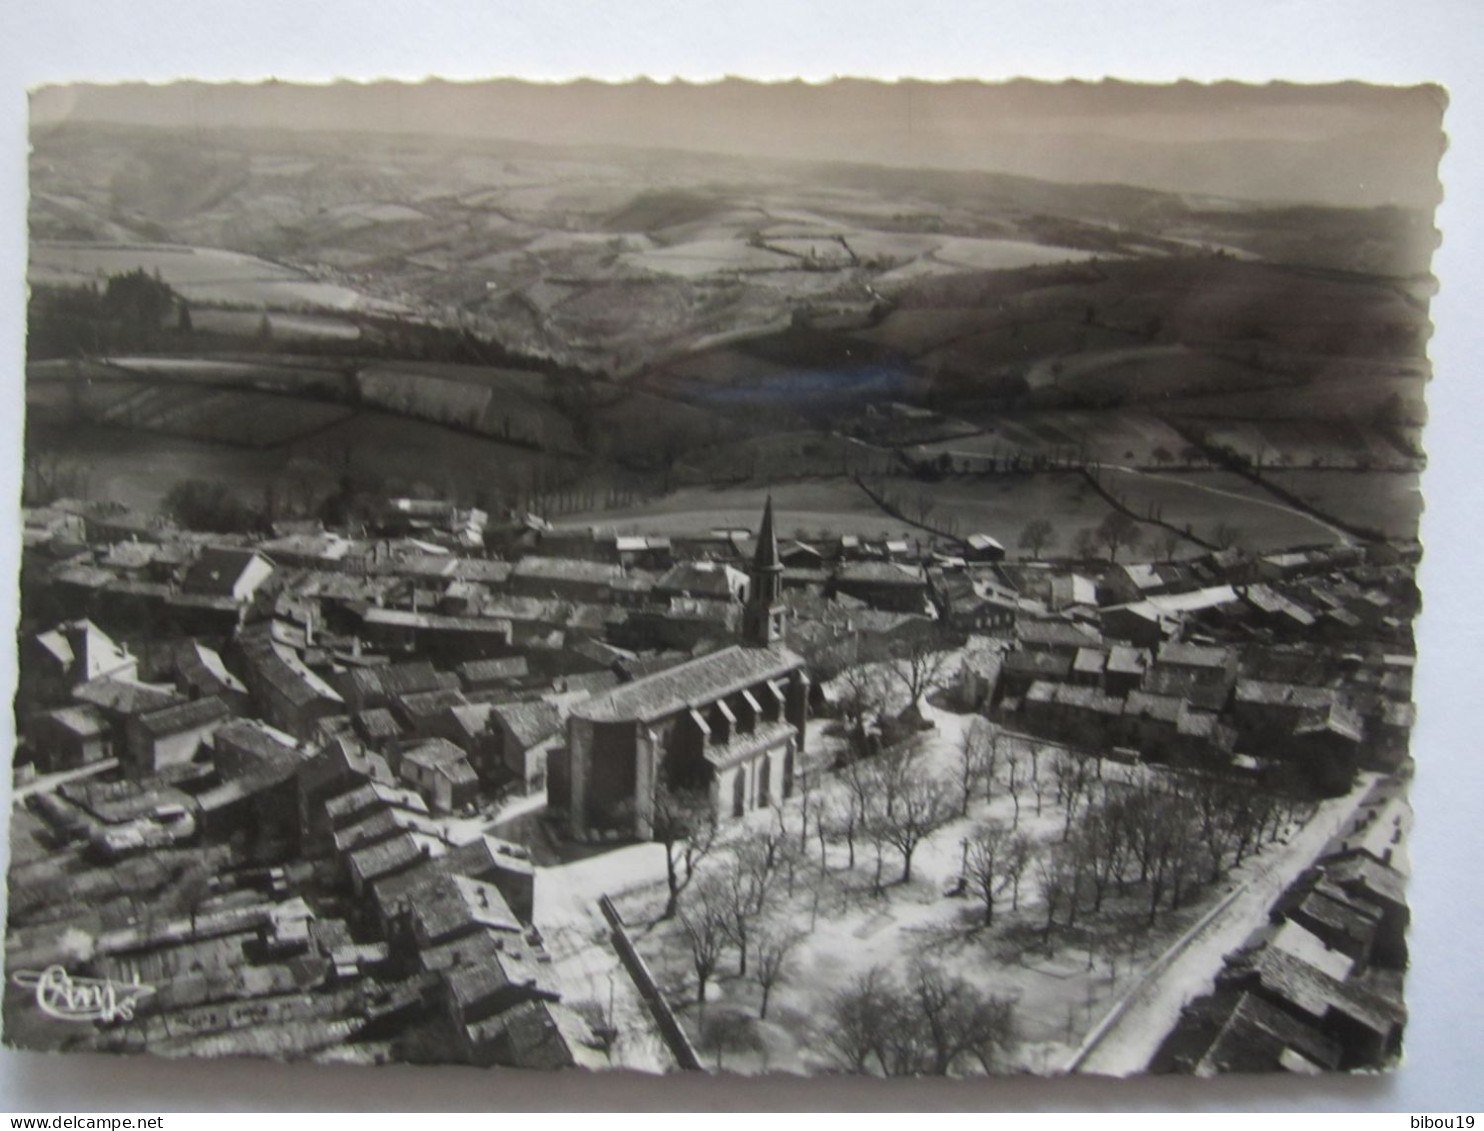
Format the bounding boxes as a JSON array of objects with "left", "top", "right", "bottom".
[{"left": 550, "top": 499, "right": 810, "bottom": 841}]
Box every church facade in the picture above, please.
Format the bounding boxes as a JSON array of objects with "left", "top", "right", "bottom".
[{"left": 551, "top": 499, "right": 809, "bottom": 840}]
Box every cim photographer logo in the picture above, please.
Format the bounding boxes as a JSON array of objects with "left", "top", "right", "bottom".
[{"left": 11, "top": 965, "right": 155, "bottom": 1024}]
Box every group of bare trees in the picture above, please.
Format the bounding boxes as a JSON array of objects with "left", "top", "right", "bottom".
[
  {"left": 676, "top": 827, "right": 806, "bottom": 1017},
  {"left": 999, "top": 748, "right": 1306, "bottom": 945},
  {"left": 825, "top": 738, "right": 955, "bottom": 895},
  {"left": 664, "top": 646, "right": 1310, "bottom": 1070},
  {"left": 951, "top": 717, "right": 1307, "bottom": 946},
  {"left": 825, "top": 960, "right": 1019, "bottom": 1076}
]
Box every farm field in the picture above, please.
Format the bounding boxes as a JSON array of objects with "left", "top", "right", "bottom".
[
  {"left": 1185, "top": 417, "right": 1414, "bottom": 471},
  {"left": 190, "top": 309, "right": 362, "bottom": 342},
  {"left": 557, "top": 479, "right": 916, "bottom": 542},
  {"left": 1160, "top": 363, "right": 1428, "bottom": 423},
  {"left": 892, "top": 473, "right": 1124, "bottom": 549},
  {"left": 569, "top": 472, "right": 1137, "bottom": 551},
  {"left": 1260, "top": 470, "right": 1424, "bottom": 541},
  {"left": 27, "top": 378, "right": 355, "bottom": 448},
  {"left": 674, "top": 432, "right": 896, "bottom": 485},
  {"left": 28, "top": 398, "right": 581, "bottom": 514},
  {"left": 911, "top": 410, "right": 1194, "bottom": 468},
  {"left": 1094, "top": 467, "right": 1351, "bottom": 551},
  {"left": 26, "top": 423, "right": 286, "bottom": 513},
  {"left": 29, "top": 241, "right": 410, "bottom": 314}
]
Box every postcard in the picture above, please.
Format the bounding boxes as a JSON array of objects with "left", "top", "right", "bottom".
[{"left": 5, "top": 78, "right": 1443, "bottom": 1079}]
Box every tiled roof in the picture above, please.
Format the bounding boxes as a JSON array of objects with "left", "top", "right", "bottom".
[
  {"left": 136, "top": 695, "right": 231, "bottom": 737},
  {"left": 214, "top": 717, "right": 301, "bottom": 766},
  {"left": 1017, "top": 619, "right": 1102, "bottom": 649},
  {"left": 492, "top": 700, "right": 563, "bottom": 749},
  {"left": 40, "top": 705, "right": 108, "bottom": 738},
  {"left": 511, "top": 556, "right": 621, "bottom": 584},
  {"left": 362, "top": 607, "right": 512, "bottom": 636},
  {"left": 237, "top": 627, "right": 343, "bottom": 708},
  {"left": 354, "top": 707, "right": 403, "bottom": 740},
  {"left": 572, "top": 644, "right": 803, "bottom": 724},
  {"left": 836, "top": 561, "right": 926, "bottom": 585},
  {"left": 402, "top": 737, "right": 470, "bottom": 770},
  {"left": 73, "top": 677, "right": 182, "bottom": 717},
  {"left": 1223, "top": 945, "right": 1404, "bottom": 1036},
  {"left": 347, "top": 831, "right": 425, "bottom": 885},
  {"left": 1193, "top": 991, "right": 1342, "bottom": 1075},
  {"left": 1157, "top": 641, "right": 1235, "bottom": 669},
  {"left": 458, "top": 656, "right": 529, "bottom": 685},
  {"left": 1322, "top": 855, "right": 1408, "bottom": 909},
  {"left": 395, "top": 688, "right": 470, "bottom": 718},
  {"left": 1003, "top": 649, "right": 1073, "bottom": 679},
  {"left": 1235, "top": 680, "right": 1340, "bottom": 710},
  {"left": 183, "top": 547, "right": 270, "bottom": 598}
]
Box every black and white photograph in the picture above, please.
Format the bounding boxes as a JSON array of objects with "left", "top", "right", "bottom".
[{"left": 2, "top": 74, "right": 1449, "bottom": 1086}]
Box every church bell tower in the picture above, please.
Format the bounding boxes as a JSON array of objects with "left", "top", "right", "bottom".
[{"left": 744, "top": 496, "right": 786, "bottom": 647}]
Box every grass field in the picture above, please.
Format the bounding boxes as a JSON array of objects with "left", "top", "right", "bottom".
[
  {"left": 28, "top": 401, "right": 580, "bottom": 514},
  {"left": 911, "top": 410, "right": 1194, "bottom": 468},
  {"left": 27, "top": 422, "right": 287, "bottom": 513},
  {"left": 190, "top": 309, "right": 362, "bottom": 342},
  {"left": 29, "top": 241, "right": 409, "bottom": 314},
  {"left": 1260, "top": 470, "right": 1424, "bottom": 540},
  {"left": 901, "top": 474, "right": 1124, "bottom": 549},
  {"left": 557, "top": 479, "right": 915, "bottom": 541},
  {"left": 1186, "top": 417, "right": 1413, "bottom": 471},
  {"left": 1095, "top": 467, "right": 1351, "bottom": 550}
]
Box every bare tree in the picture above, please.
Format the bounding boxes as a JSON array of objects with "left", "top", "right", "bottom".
[
  {"left": 1095, "top": 511, "right": 1142, "bottom": 562},
  {"left": 652, "top": 771, "right": 720, "bottom": 919},
  {"left": 825, "top": 966, "right": 895, "bottom": 1073},
  {"left": 792, "top": 752, "right": 817, "bottom": 855},
  {"left": 699, "top": 1009, "right": 762, "bottom": 1071},
  {"left": 1018, "top": 518, "right": 1054, "bottom": 560},
  {"left": 718, "top": 831, "right": 788, "bottom": 975},
  {"left": 884, "top": 772, "right": 954, "bottom": 884},
  {"left": 1155, "top": 529, "right": 1182, "bottom": 562},
  {"left": 678, "top": 877, "right": 730, "bottom": 1004},
  {"left": 1052, "top": 750, "right": 1097, "bottom": 841},
  {"left": 1072, "top": 527, "right": 1099, "bottom": 561},
  {"left": 1212, "top": 522, "right": 1244, "bottom": 551},
  {"left": 1003, "top": 831, "right": 1034, "bottom": 912},
  {"left": 833, "top": 962, "right": 1021, "bottom": 1077},
  {"left": 889, "top": 637, "right": 954, "bottom": 715},
  {"left": 1074, "top": 801, "right": 1128, "bottom": 914},
  {"left": 964, "top": 819, "right": 1015, "bottom": 927},
  {"left": 1029, "top": 744, "right": 1048, "bottom": 817},
  {"left": 752, "top": 922, "right": 806, "bottom": 1020},
  {"left": 836, "top": 663, "right": 888, "bottom": 756},
  {"left": 1035, "top": 841, "right": 1085, "bottom": 946},
  {"left": 955, "top": 717, "right": 999, "bottom": 818},
  {"left": 1004, "top": 745, "right": 1025, "bottom": 831},
  {"left": 903, "top": 960, "right": 1019, "bottom": 1076}
]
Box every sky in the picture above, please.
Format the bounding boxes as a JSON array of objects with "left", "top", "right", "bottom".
[{"left": 29, "top": 78, "right": 1446, "bottom": 210}]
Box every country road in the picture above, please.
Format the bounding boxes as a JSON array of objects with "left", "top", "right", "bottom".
[{"left": 1068, "top": 772, "right": 1378, "bottom": 1075}]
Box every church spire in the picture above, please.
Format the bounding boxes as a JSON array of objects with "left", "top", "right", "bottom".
[
  {"left": 745, "top": 496, "right": 785, "bottom": 647},
  {"left": 753, "top": 494, "right": 781, "bottom": 576}
]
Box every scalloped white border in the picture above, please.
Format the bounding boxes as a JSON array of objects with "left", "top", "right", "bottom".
[{"left": 0, "top": 0, "right": 1480, "bottom": 1113}]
